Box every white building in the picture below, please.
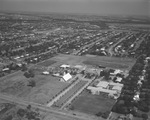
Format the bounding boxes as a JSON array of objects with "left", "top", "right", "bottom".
[
  {"left": 60, "top": 64, "right": 70, "bottom": 68},
  {"left": 60, "top": 73, "right": 72, "bottom": 82},
  {"left": 87, "top": 81, "right": 123, "bottom": 99},
  {"left": 87, "top": 86, "right": 117, "bottom": 96},
  {"left": 2, "top": 68, "right": 9, "bottom": 72},
  {"left": 42, "top": 71, "right": 49, "bottom": 75},
  {"left": 116, "top": 77, "right": 122, "bottom": 83},
  {"left": 110, "top": 69, "right": 123, "bottom": 75}
]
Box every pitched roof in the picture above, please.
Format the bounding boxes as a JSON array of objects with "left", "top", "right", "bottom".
[
  {"left": 62, "top": 73, "right": 72, "bottom": 81},
  {"left": 116, "top": 77, "right": 122, "bottom": 82}
]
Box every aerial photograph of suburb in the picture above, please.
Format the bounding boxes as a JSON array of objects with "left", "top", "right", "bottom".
[{"left": 0, "top": 0, "right": 150, "bottom": 120}]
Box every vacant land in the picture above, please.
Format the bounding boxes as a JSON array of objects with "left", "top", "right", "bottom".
[
  {"left": 68, "top": 90, "right": 115, "bottom": 115},
  {"left": 50, "top": 54, "right": 135, "bottom": 70},
  {"left": 0, "top": 71, "right": 69, "bottom": 105}
]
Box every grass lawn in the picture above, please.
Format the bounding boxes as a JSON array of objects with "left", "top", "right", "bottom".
[
  {"left": 50, "top": 54, "right": 135, "bottom": 70},
  {"left": 83, "top": 60, "right": 128, "bottom": 69},
  {"left": 69, "top": 90, "right": 115, "bottom": 115},
  {"left": 0, "top": 71, "right": 69, "bottom": 105}
]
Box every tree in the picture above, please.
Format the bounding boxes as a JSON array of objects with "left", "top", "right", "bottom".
[
  {"left": 0, "top": 72, "right": 5, "bottom": 77},
  {"left": 28, "top": 80, "right": 36, "bottom": 87},
  {"left": 24, "top": 72, "right": 30, "bottom": 78},
  {"left": 101, "top": 111, "right": 110, "bottom": 119},
  {"left": 17, "top": 108, "right": 26, "bottom": 117},
  {"left": 27, "top": 105, "right": 32, "bottom": 110},
  {"left": 21, "top": 64, "right": 28, "bottom": 71},
  {"left": 138, "top": 101, "right": 149, "bottom": 112},
  {"left": 35, "top": 118, "right": 40, "bottom": 120},
  {"left": 95, "top": 111, "right": 102, "bottom": 117},
  {"left": 69, "top": 106, "right": 74, "bottom": 110},
  {"left": 131, "top": 109, "right": 138, "bottom": 117},
  {"left": 28, "top": 69, "right": 35, "bottom": 78},
  {"left": 141, "top": 114, "right": 148, "bottom": 120},
  {"left": 24, "top": 70, "right": 35, "bottom": 78},
  {"left": 100, "top": 69, "right": 110, "bottom": 79},
  {"left": 4, "top": 115, "right": 13, "bottom": 120},
  {"left": 26, "top": 112, "right": 36, "bottom": 120},
  {"left": 118, "top": 100, "right": 125, "bottom": 105}
]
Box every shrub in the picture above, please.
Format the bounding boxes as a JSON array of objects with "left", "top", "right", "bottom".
[
  {"left": 141, "top": 114, "right": 148, "bottom": 120},
  {"left": 17, "top": 108, "right": 26, "bottom": 117}
]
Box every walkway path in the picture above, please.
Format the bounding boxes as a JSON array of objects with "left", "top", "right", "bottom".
[
  {"left": 0, "top": 93, "right": 96, "bottom": 120},
  {"left": 46, "top": 74, "right": 81, "bottom": 107},
  {"left": 60, "top": 76, "right": 96, "bottom": 110}
]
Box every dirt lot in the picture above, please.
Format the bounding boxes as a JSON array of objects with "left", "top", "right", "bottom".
[
  {"left": 0, "top": 71, "right": 69, "bottom": 105},
  {"left": 68, "top": 90, "right": 115, "bottom": 115}
]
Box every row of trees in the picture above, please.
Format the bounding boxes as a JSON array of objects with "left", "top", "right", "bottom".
[
  {"left": 0, "top": 63, "right": 27, "bottom": 77},
  {"left": 23, "top": 69, "right": 36, "bottom": 87},
  {"left": 17, "top": 105, "right": 40, "bottom": 120},
  {"left": 112, "top": 55, "right": 149, "bottom": 119}
]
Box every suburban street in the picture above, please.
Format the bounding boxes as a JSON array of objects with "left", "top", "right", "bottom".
[{"left": 0, "top": 93, "right": 103, "bottom": 120}]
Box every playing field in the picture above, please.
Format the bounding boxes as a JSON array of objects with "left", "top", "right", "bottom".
[
  {"left": 0, "top": 71, "right": 69, "bottom": 105},
  {"left": 68, "top": 90, "right": 115, "bottom": 115},
  {"left": 83, "top": 60, "right": 128, "bottom": 69},
  {"left": 50, "top": 54, "right": 135, "bottom": 70}
]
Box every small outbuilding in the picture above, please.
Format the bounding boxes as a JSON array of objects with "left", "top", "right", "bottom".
[
  {"left": 116, "top": 77, "right": 122, "bottom": 83},
  {"left": 2, "top": 68, "right": 10, "bottom": 72},
  {"left": 42, "top": 71, "right": 49, "bottom": 75}
]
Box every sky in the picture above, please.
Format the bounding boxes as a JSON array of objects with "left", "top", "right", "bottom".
[{"left": 0, "top": 0, "right": 149, "bottom": 16}]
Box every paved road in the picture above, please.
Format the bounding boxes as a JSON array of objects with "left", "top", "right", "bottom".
[
  {"left": 108, "top": 33, "right": 132, "bottom": 56},
  {"left": 0, "top": 93, "right": 101, "bottom": 120},
  {"left": 60, "top": 76, "right": 96, "bottom": 110},
  {"left": 12, "top": 40, "right": 44, "bottom": 52},
  {"left": 131, "top": 33, "right": 149, "bottom": 52},
  {"left": 47, "top": 75, "right": 81, "bottom": 107},
  {"left": 73, "top": 34, "right": 113, "bottom": 55}
]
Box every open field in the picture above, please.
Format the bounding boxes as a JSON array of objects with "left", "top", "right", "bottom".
[
  {"left": 68, "top": 90, "right": 115, "bottom": 115},
  {"left": 0, "top": 54, "right": 135, "bottom": 106},
  {"left": 38, "top": 59, "right": 57, "bottom": 67},
  {"left": 50, "top": 54, "right": 135, "bottom": 70},
  {"left": 0, "top": 71, "right": 69, "bottom": 105},
  {"left": 83, "top": 60, "right": 128, "bottom": 69}
]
